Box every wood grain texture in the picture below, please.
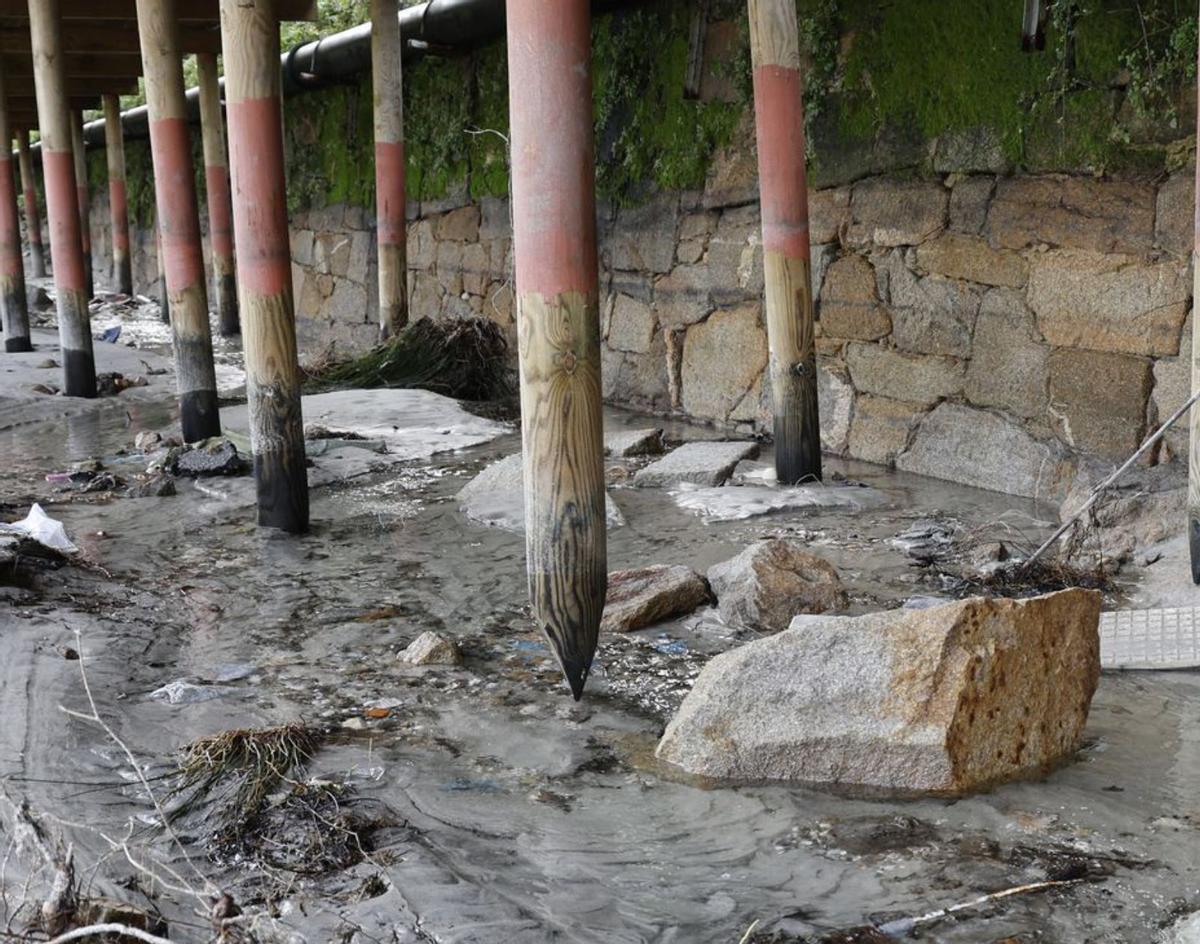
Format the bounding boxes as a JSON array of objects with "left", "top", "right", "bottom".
[
  {"left": 198, "top": 52, "right": 239, "bottom": 336},
  {"left": 103, "top": 93, "right": 132, "bottom": 294},
  {"left": 219, "top": 0, "right": 279, "bottom": 104},
  {"left": 70, "top": 110, "right": 92, "bottom": 298},
  {"left": 221, "top": 0, "right": 309, "bottom": 531},
  {"left": 518, "top": 290, "right": 607, "bottom": 699},
  {"left": 764, "top": 250, "right": 821, "bottom": 483},
  {"left": 0, "top": 64, "right": 30, "bottom": 349},
  {"left": 242, "top": 290, "right": 309, "bottom": 532},
  {"left": 371, "top": 0, "right": 407, "bottom": 339},
  {"left": 135, "top": 0, "right": 186, "bottom": 120},
  {"left": 16, "top": 130, "right": 44, "bottom": 278},
  {"left": 26, "top": 0, "right": 73, "bottom": 152},
  {"left": 748, "top": 0, "right": 801, "bottom": 70}
]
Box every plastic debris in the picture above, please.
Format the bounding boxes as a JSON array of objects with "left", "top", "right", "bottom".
[
  {"left": 0, "top": 504, "right": 79, "bottom": 554},
  {"left": 98, "top": 325, "right": 121, "bottom": 343}
]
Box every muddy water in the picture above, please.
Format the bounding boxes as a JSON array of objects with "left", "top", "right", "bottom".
[{"left": 2, "top": 358, "right": 1199, "bottom": 941}]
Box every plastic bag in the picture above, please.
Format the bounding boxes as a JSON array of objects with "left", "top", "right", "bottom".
[{"left": 0, "top": 504, "right": 79, "bottom": 554}]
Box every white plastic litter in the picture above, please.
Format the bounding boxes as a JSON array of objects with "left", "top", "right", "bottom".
[{"left": 0, "top": 504, "right": 78, "bottom": 554}]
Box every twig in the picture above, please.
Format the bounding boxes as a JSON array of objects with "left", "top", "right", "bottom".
[
  {"left": 736, "top": 918, "right": 760, "bottom": 944},
  {"left": 876, "top": 877, "right": 1085, "bottom": 936},
  {"left": 1023, "top": 387, "right": 1200, "bottom": 569},
  {"left": 43, "top": 923, "right": 175, "bottom": 944}
]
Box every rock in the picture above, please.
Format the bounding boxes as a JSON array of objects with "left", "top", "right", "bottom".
[
  {"left": 28, "top": 285, "right": 52, "bottom": 309},
  {"left": 604, "top": 428, "right": 664, "bottom": 458},
  {"left": 400, "top": 630, "right": 462, "bottom": 666},
  {"left": 1047, "top": 349, "right": 1151, "bottom": 459},
  {"left": 848, "top": 178, "right": 948, "bottom": 248},
  {"left": 599, "top": 565, "right": 711, "bottom": 634},
  {"left": 28, "top": 383, "right": 56, "bottom": 395},
  {"left": 435, "top": 206, "right": 481, "bottom": 242},
  {"left": 633, "top": 440, "right": 759, "bottom": 488},
  {"left": 680, "top": 303, "right": 768, "bottom": 421},
  {"left": 610, "top": 196, "right": 679, "bottom": 274},
  {"left": 877, "top": 250, "right": 980, "bottom": 357},
  {"left": 947, "top": 175, "right": 995, "bottom": 235},
  {"left": 173, "top": 438, "right": 248, "bottom": 477},
  {"left": 963, "top": 289, "right": 1049, "bottom": 418},
  {"left": 847, "top": 395, "right": 925, "bottom": 466},
  {"left": 897, "top": 403, "right": 1074, "bottom": 501},
  {"left": 933, "top": 125, "right": 1010, "bottom": 174},
  {"left": 673, "top": 482, "right": 886, "bottom": 522},
  {"left": 606, "top": 294, "right": 657, "bottom": 354},
  {"left": 656, "top": 589, "right": 1102, "bottom": 794},
  {"left": 457, "top": 453, "right": 625, "bottom": 531},
  {"left": 1026, "top": 249, "right": 1189, "bottom": 357},
  {"left": 809, "top": 187, "right": 851, "bottom": 244},
  {"left": 1153, "top": 309, "right": 1192, "bottom": 460},
  {"left": 707, "top": 538, "right": 847, "bottom": 633},
  {"left": 35, "top": 358, "right": 58, "bottom": 369},
  {"left": 134, "top": 430, "right": 163, "bottom": 453},
  {"left": 1059, "top": 459, "right": 1185, "bottom": 560},
  {"left": 913, "top": 233, "right": 1027, "bottom": 288},
  {"left": 1156, "top": 171, "right": 1193, "bottom": 257},
  {"left": 845, "top": 342, "right": 964, "bottom": 407},
  {"left": 126, "top": 475, "right": 177, "bottom": 498},
  {"left": 986, "top": 176, "right": 1156, "bottom": 254},
  {"left": 818, "top": 255, "right": 891, "bottom": 340},
  {"left": 818, "top": 361, "right": 854, "bottom": 454}
]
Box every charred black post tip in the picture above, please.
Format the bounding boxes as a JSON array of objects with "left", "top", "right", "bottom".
[
  {"left": 62, "top": 348, "right": 97, "bottom": 399},
  {"left": 1190, "top": 519, "right": 1200, "bottom": 585},
  {"left": 253, "top": 450, "right": 311, "bottom": 535},
  {"left": 5, "top": 337, "right": 32, "bottom": 353},
  {"left": 179, "top": 389, "right": 222, "bottom": 444},
  {"left": 562, "top": 661, "right": 591, "bottom": 702}
]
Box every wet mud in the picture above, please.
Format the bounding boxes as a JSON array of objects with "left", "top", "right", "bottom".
[{"left": 1, "top": 294, "right": 1199, "bottom": 943}]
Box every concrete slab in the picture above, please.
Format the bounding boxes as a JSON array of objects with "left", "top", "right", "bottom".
[
  {"left": 457, "top": 453, "right": 625, "bottom": 532},
  {"left": 672, "top": 482, "right": 889, "bottom": 522},
  {"left": 1100, "top": 607, "right": 1200, "bottom": 670},
  {"left": 632, "top": 441, "right": 760, "bottom": 488},
  {"left": 604, "top": 427, "right": 664, "bottom": 458},
  {"left": 221, "top": 389, "right": 510, "bottom": 463}
]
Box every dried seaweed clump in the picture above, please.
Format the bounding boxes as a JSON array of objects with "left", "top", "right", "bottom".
[{"left": 306, "top": 317, "right": 513, "bottom": 402}]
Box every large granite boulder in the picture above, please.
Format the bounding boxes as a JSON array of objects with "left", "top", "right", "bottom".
[
  {"left": 707, "top": 539, "right": 847, "bottom": 632},
  {"left": 599, "top": 565, "right": 711, "bottom": 634},
  {"left": 657, "top": 589, "right": 1101, "bottom": 795}
]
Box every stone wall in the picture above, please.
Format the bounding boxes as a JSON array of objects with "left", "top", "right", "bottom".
[{"left": 83, "top": 161, "right": 1195, "bottom": 504}]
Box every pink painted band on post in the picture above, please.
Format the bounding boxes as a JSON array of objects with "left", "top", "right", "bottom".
[
  {"left": 507, "top": 0, "right": 598, "bottom": 299},
  {"left": 753, "top": 65, "right": 811, "bottom": 260},
  {"left": 204, "top": 165, "right": 235, "bottom": 259},
  {"left": 110, "top": 179, "right": 129, "bottom": 252},
  {"left": 0, "top": 158, "right": 22, "bottom": 277},
  {"left": 150, "top": 116, "right": 206, "bottom": 291},
  {"left": 76, "top": 185, "right": 91, "bottom": 250},
  {"left": 42, "top": 150, "right": 86, "bottom": 292},
  {"left": 375, "top": 141, "right": 407, "bottom": 247},
  {"left": 227, "top": 95, "right": 291, "bottom": 296}
]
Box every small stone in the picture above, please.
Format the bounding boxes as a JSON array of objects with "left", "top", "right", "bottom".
[
  {"left": 28, "top": 383, "right": 56, "bottom": 395},
  {"left": 633, "top": 440, "right": 759, "bottom": 488},
  {"left": 35, "top": 358, "right": 58, "bottom": 369},
  {"left": 126, "top": 475, "right": 177, "bottom": 498},
  {"left": 656, "top": 589, "right": 1102, "bottom": 794},
  {"left": 707, "top": 538, "right": 847, "bottom": 633},
  {"left": 604, "top": 428, "right": 665, "bottom": 458},
  {"left": 174, "top": 438, "right": 248, "bottom": 477},
  {"left": 400, "top": 630, "right": 463, "bottom": 666},
  {"left": 134, "top": 430, "right": 163, "bottom": 453},
  {"left": 599, "top": 564, "right": 712, "bottom": 634}
]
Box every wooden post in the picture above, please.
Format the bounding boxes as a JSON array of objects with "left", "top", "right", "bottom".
[
  {"left": 155, "top": 225, "right": 170, "bottom": 323},
  {"left": 136, "top": 0, "right": 221, "bottom": 443},
  {"left": 0, "top": 63, "right": 30, "bottom": 352},
  {"left": 1189, "top": 18, "right": 1200, "bottom": 583},
  {"left": 748, "top": 0, "right": 821, "bottom": 485},
  {"left": 371, "top": 0, "right": 407, "bottom": 340},
  {"left": 220, "top": 0, "right": 309, "bottom": 533},
  {"left": 28, "top": 0, "right": 95, "bottom": 397},
  {"left": 70, "top": 110, "right": 93, "bottom": 300},
  {"left": 507, "top": 0, "right": 606, "bottom": 700},
  {"left": 102, "top": 94, "right": 132, "bottom": 295},
  {"left": 15, "top": 130, "right": 44, "bottom": 279},
  {"left": 197, "top": 52, "right": 239, "bottom": 337}
]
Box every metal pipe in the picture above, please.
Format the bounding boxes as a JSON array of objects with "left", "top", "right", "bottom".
[{"left": 72, "top": 0, "right": 642, "bottom": 149}]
